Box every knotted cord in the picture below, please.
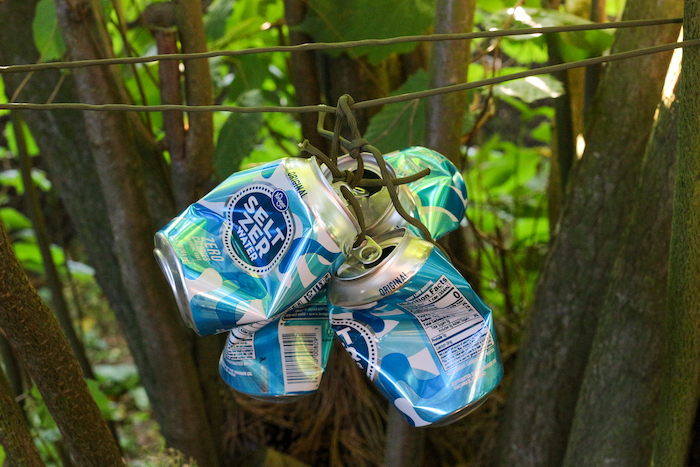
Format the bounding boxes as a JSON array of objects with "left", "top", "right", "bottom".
[{"left": 301, "top": 95, "right": 451, "bottom": 259}]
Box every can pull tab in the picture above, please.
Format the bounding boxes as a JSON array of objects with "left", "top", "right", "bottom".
[{"left": 351, "top": 236, "right": 383, "bottom": 265}]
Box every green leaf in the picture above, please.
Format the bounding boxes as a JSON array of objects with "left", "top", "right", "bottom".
[
  {"left": 530, "top": 121, "right": 551, "bottom": 143},
  {"left": 484, "top": 7, "right": 613, "bottom": 59},
  {"left": 296, "top": 0, "right": 436, "bottom": 64},
  {"left": 12, "top": 242, "right": 44, "bottom": 272},
  {"left": 501, "top": 37, "right": 548, "bottom": 64},
  {"left": 0, "top": 445, "right": 5, "bottom": 465},
  {"left": 494, "top": 73, "right": 563, "bottom": 103},
  {"left": 215, "top": 90, "right": 264, "bottom": 178},
  {"left": 66, "top": 259, "right": 96, "bottom": 278},
  {"left": 33, "top": 0, "right": 66, "bottom": 62},
  {"left": 0, "top": 168, "right": 51, "bottom": 194},
  {"left": 205, "top": 0, "right": 235, "bottom": 41},
  {"left": 130, "top": 386, "right": 151, "bottom": 411},
  {"left": 0, "top": 207, "right": 32, "bottom": 231},
  {"left": 364, "top": 70, "right": 429, "bottom": 153},
  {"left": 94, "top": 364, "right": 140, "bottom": 388},
  {"left": 86, "top": 379, "right": 115, "bottom": 421}
]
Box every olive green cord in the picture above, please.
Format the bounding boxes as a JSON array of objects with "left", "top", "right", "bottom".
[{"left": 311, "top": 94, "right": 452, "bottom": 260}]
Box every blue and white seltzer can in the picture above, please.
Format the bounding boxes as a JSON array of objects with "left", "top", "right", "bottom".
[
  {"left": 328, "top": 229, "right": 503, "bottom": 427},
  {"left": 386, "top": 146, "right": 468, "bottom": 240},
  {"left": 334, "top": 147, "right": 467, "bottom": 240},
  {"left": 219, "top": 292, "right": 333, "bottom": 401},
  {"left": 154, "top": 157, "right": 360, "bottom": 335}
]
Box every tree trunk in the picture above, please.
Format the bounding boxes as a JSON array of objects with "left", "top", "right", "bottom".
[
  {"left": 0, "top": 0, "right": 156, "bottom": 433},
  {"left": 52, "top": 1, "right": 220, "bottom": 464},
  {"left": 173, "top": 0, "right": 215, "bottom": 210},
  {"left": 283, "top": 0, "right": 328, "bottom": 151},
  {"left": 563, "top": 64, "right": 679, "bottom": 467},
  {"left": 495, "top": 0, "right": 683, "bottom": 465},
  {"left": 542, "top": 0, "right": 576, "bottom": 192},
  {"left": 652, "top": 3, "right": 700, "bottom": 464},
  {"left": 0, "top": 365, "right": 43, "bottom": 467},
  {"left": 0, "top": 223, "right": 123, "bottom": 465},
  {"left": 426, "top": 0, "right": 480, "bottom": 291},
  {"left": 12, "top": 112, "right": 94, "bottom": 380}
]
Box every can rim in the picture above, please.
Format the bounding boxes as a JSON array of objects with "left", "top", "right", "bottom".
[
  {"left": 154, "top": 232, "right": 201, "bottom": 334},
  {"left": 329, "top": 228, "right": 432, "bottom": 306}
]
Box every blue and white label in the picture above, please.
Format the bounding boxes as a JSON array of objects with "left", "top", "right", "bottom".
[
  {"left": 224, "top": 183, "right": 295, "bottom": 275},
  {"left": 272, "top": 189, "right": 289, "bottom": 212}
]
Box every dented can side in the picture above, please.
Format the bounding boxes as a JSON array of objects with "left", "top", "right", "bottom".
[
  {"left": 385, "top": 146, "right": 468, "bottom": 240},
  {"left": 219, "top": 292, "right": 333, "bottom": 401},
  {"left": 154, "top": 157, "right": 359, "bottom": 336},
  {"left": 328, "top": 229, "right": 503, "bottom": 427}
]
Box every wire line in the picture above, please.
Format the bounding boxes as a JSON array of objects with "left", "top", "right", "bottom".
[
  {"left": 1, "top": 38, "right": 696, "bottom": 114},
  {"left": 0, "top": 17, "right": 682, "bottom": 74}
]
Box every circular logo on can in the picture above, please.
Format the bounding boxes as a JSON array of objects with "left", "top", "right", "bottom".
[
  {"left": 271, "top": 189, "right": 289, "bottom": 212},
  {"left": 223, "top": 183, "right": 295, "bottom": 275}
]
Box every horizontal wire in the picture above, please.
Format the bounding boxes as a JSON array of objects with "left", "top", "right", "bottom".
[
  {"left": 1, "top": 37, "right": 695, "bottom": 114},
  {"left": 0, "top": 17, "right": 682, "bottom": 74}
]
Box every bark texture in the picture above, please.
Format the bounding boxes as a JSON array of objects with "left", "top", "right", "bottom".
[
  {"left": 563, "top": 76, "right": 679, "bottom": 467},
  {"left": 52, "top": 1, "right": 220, "bottom": 464},
  {"left": 283, "top": 0, "right": 328, "bottom": 151},
  {"left": 495, "top": 0, "right": 683, "bottom": 465},
  {"left": 652, "top": 2, "right": 700, "bottom": 464},
  {"left": 12, "top": 112, "right": 94, "bottom": 380},
  {"left": 0, "top": 365, "right": 43, "bottom": 467},
  {"left": 424, "top": 0, "right": 476, "bottom": 164},
  {"left": 173, "top": 0, "right": 215, "bottom": 211},
  {"left": 0, "top": 0, "right": 152, "bottom": 418},
  {"left": 0, "top": 223, "right": 123, "bottom": 465}
]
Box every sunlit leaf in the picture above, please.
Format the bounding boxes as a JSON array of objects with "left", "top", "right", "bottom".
[
  {"left": 87, "top": 379, "right": 115, "bottom": 421},
  {"left": 494, "top": 73, "right": 563, "bottom": 103},
  {"left": 501, "top": 37, "right": 549, "bottom": 64},
  {"left": 0, "top": 207, "right": 32, "bottom": 231},
  {"left": 484, "top": 7, "right": 614, "bottom": 59}
]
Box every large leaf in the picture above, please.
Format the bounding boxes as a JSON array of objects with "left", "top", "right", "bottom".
[
  {"left": 494, "top": 71, "right": 563, "bottom": 103},
  {"left": 296, "top": 0, "right": 436, "bottom": 64},
  {"left": 214, "top": 90, "right": 264, "bottom": 178},
  {"left": 32, "top": 0, "right": 66, "bottom": 62},
  {"left": 484, "top": 7, "right": 614, "bottom": 59},
  {"left": 364, "top": 70, "right": 429, "bottom": 153}
]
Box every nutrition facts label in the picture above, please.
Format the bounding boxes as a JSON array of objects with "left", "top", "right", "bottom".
[
  {"left": 400, "top": 275, "right": 493, "bottom": 373},
  {"left": 225, "top": 336, "right": 256, "bottom": 361}
]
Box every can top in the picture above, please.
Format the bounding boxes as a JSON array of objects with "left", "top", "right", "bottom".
[
  {"left": 287, "top": 157, "right": 362, "bottom": 253},
  {"left": 328, "top": 229, "right": 433, "bottom": 307},
  {"left": 154, "top": 231, "right": 199, "bottom": 333},
  {"left": 324, "top": 153, "right": 415, "bottom": 236}
]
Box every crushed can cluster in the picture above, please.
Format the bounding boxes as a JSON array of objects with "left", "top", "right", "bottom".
[{"left": 154, "top": 146, "right": 503, "bottom": 427}]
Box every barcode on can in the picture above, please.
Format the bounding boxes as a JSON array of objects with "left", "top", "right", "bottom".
[{"left": 278, "top": 325, "right": 322, "bottom": 392}]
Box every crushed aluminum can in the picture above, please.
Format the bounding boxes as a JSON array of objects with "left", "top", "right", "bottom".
[
  {"left": 154, "top": 157, "right": 360, "bottom": 336},
  {"left": 219, "top": 292, "right": 333, "bottom": 401},
  {"left": 385, "top": 146, "right": 468, "bottom": 240},
  {"left": 332, "top": 147, "right": 468, "bottom": 240},
  {"left": 328, "top": 228, "right": 503, "bottom": 427}
]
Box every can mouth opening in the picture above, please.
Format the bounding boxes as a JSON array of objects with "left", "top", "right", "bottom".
[
  {"left": 336, "top": 229, "right": 407, "bottom": 279},
  {"left": 363, "top": 245, "right": 396, "bottom": 269}
]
